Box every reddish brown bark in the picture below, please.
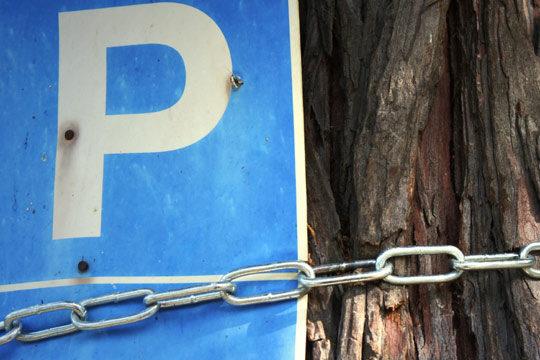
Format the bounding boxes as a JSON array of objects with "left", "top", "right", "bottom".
[{"left": 301, "top": 0, "right": 540, "bottom": 359}]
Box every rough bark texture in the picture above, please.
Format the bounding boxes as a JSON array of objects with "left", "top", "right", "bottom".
[{"left": 300, "top": 0, "right": 540, "bottom": 359}]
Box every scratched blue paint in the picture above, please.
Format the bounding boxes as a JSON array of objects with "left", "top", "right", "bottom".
[
  {"left": 0, "top": 0, "right": 301, "bottom": 358},
  {"left": 106, "top": 44, "right": 186, "bottom": 115}
]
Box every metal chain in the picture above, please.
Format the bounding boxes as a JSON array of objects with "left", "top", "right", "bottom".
[{"left": 2, "top": 241, "right": 540, "bottom": 346}]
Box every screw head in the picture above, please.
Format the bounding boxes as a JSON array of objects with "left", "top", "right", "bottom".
[
  {"left": 64, "top": 129, "right": 75, "bottom": 141},
  {"left": 230, "top": 75, "right": 244, "bottom": 90},
  {"left": 78, "top": 260, "right": 89, "bottom": 273}
]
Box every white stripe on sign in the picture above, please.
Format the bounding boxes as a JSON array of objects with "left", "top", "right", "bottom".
[{"left": 0, "top": 273, "right": 299, "bottom": 293}]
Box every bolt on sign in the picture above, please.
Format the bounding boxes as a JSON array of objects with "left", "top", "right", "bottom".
[{"left": 0, "top": 0, "right": 307, "bottom": 358}]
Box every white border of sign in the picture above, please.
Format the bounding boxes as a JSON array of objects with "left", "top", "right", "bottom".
[{"left": 288, "top": 0, "right": 308, "bottom": 358}]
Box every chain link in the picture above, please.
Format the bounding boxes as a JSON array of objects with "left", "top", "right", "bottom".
[
  {"left": 144, "top": 282, "right": 236, "bottom": 308},
  {"left": 220, "top": 261, "right": 315, "bottom": 306},
  {"left": 375, "top": 245, "right": 465, "bottom": 284},
  {"left": 520, "top": 242, "right": 540, "bottom": 278},
  {"left": 3, "top": 301, "right": 87, "bottom": 342},
  {"left": 1, "top": 242, "right": 540, "bottom": 346},
  {"left": 299, "top": 260, "right": 392, "bottom": 287},
  {"left": 0, "top": 321, "right": 21, "bottom": 345},
  {"left": 71, "top": 289, "right": 159, "bottom": 331},
  {"left": 453, "top": 253, "right": 535, "bottom": 271}
]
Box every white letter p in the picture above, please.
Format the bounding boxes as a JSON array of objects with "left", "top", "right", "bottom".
[{"left": 53, "top": 3, "right": 232, "bottom": 239}]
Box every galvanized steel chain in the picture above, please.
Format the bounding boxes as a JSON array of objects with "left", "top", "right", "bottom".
[{"left": 2, "top": 241, "right": 540, "bottom": 346}]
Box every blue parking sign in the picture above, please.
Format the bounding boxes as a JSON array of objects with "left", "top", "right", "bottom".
[{"left": 0, "top": 0, "right": 307, "bottom": 358}]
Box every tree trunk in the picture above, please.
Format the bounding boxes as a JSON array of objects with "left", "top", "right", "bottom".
[{"left": 300, "top": 0, "right": 540, "bottom": 359}]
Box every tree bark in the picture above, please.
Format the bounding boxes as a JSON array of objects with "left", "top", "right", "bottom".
[{"left": 300, "top": 0, "right": 540, "bottom": 359}]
